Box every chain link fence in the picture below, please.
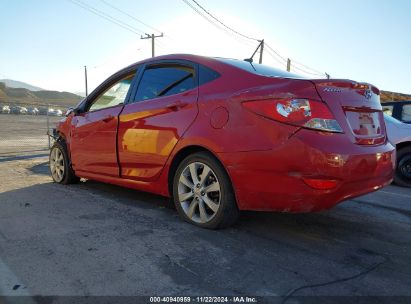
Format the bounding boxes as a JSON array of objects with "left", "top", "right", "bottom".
[{"left": 0, "top": 102, "right": 71, "bottom": 157}]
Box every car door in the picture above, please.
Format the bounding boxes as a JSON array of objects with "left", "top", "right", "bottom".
[
  {"left": 70, "top": 71, "right": 137, "bottom": 177},
  {"left": 117, "top": 61, "right": 199, "bottom": 181}
]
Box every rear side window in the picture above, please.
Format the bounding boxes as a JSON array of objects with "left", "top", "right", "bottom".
[
  {"left": 135, "top": 65, "right": 195, "bottom": 102},
  {"left": 199, "top": 65, "right": 220, "bottom": 85},
  {"left": 402, "top": 105, "right": 411, "bottom": 122}
]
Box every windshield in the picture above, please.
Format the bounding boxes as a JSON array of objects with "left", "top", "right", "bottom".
[{"left": 215, "top": 58, "right": 306, "bottom": 79}]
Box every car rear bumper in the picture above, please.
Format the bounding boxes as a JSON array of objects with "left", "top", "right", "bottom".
[{"left": 218, "top": 129, "right": 395, "bottom": 212}]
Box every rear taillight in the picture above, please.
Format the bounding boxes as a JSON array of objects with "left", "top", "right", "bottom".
[{"left": 242, "top": 98, "right": 343, "bottom": 133}]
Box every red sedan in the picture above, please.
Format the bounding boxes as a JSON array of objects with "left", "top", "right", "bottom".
[{"left": 50, "top": 54, "right": 395, "bottom": 229}]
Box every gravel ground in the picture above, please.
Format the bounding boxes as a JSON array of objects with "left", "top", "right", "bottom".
[{"left": 0, "top": 156, "right": 410, "bottom": 302}]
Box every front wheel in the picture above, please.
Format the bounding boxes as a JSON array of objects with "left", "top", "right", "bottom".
[
  {"left": 173, "top": 152, "right": 239, "bottom": 229},
  {"left": 49, "top": 141, "right": 80, "bottom": 184}
]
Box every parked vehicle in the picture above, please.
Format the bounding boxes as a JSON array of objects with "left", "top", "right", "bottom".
[
  {"left": 48, "top": 108, "right": 63, "bottom": 116},
  {"left": 10, "top": 105, "right": 23, "bottom": 114},
  {"left": 1, "top": 105, "right": 10, "bottom": 114},
  {"left": 50, "top": 54, "right": 395, "bottom": 229},
  {"left": 382, "top": 101, "right": 411, "bottom": 124},
  {"left": 27, "top": 106, "right": 39, "bottom": 115},
  {"left": 38, "top": 107, "right": 48, "bottom": 116},
  {"left": 384, "top": 114, "right": 411, "bottom": 187},
  {"left": 48, "top": 108, "right": 55, "bottom": 116},
  {"left": 19, "top": 106, "right": 28, "bottom": 115}
]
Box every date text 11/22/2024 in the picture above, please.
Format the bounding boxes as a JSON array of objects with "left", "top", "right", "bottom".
[{"left": 149, "top": 296, "right": 258, "bottom": 303}]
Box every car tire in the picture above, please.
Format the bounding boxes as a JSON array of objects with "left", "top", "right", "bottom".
[
  {"left": 49, "top": 140, "right": 80, "bottom": 185},
  {"left": 394, "top": 146, "right": 411, "bottom": 188},
  {"left": 172, "top": 152, "right": 239, "bottom": 229}
]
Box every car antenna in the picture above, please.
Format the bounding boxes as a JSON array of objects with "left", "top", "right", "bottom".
[{"left": 244, "top": 39, "right": 264, "bottom": 64}]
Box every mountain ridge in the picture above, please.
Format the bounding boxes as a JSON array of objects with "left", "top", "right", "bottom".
[
  {"left": 0, "top": 79, "right": 410, "bottom": 106},
  {"left": 0, "top": 81, "right": 82, "bottom": 107},
  {"left": 0, "top": 79, "right": 44, "bottom": 91}
]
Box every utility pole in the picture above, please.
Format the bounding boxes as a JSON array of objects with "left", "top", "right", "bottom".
[
  {"left": 286, "top": 58, "right": 291, "bottom": 72},
  {"left": 141, "top": 33, "right": 164, "bottom": 57},
  {"left": 259, "top": 39, "right": 264, "bottom": 64},
  {"left": 84, "top": 65, "right": 88, "bottom": 97}
]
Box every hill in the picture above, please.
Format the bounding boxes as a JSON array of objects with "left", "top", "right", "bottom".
[
  {"left": 0, "top": 79, "right": 44, "bottom": 91},
  {"left": 0, "top": 78, "right": 409, "bottom": 107},
  {"left": 380, "top": 90, "right": 411, "bottom": 103},
  {"left": 0, "top": 81, "right": 82, "bottom": 108}
]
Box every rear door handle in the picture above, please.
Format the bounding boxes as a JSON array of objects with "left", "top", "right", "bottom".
[
  {"left": 102, "top": 115, "right": 115, "bottom": 123},
  {"left": 166, "top": 102, "right": 188, "bottom": 111}
]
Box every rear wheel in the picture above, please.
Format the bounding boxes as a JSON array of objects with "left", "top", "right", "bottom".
[
  {"left": 49, "top": 141, "right": 80, "bottom": 184},
  {"left": 394, "top": 146, "right": 411, "bottom": 188},
  {"left": 173, "top": 152, "right": 239, "bottom": 229}
]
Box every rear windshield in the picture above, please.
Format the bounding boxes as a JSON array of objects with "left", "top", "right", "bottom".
[{"left": 215, "top": 58, "right": 306, "bottom": 79}]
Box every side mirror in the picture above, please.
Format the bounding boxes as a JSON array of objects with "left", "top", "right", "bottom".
[{"left": 65, "top": 107, "right": 79, "bottom": 117}]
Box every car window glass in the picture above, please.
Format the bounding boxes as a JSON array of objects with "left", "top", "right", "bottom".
[
  {"left": 89, "top": 73, "right": 135, "bottom": 112},
  {"left": 401, "top": 105, "right": 411, "bottom": 122},
  {"left": 134, "top": 65, "right": 195, "bottom": 102},
  {"left": 384, "top": 113, "right": 401, "bottom": 124},
  {"left": 199, "top": 64, "right": 220, "bottom": 85},
  {"left": 216, "top": 58, "right": 305, "bottom": 79},
  {"left": 382, "top": 105, "right": 394, "bottom": 116}
]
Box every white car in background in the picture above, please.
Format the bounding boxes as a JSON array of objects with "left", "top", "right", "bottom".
[
  {"left": 385, "top": 114, "right": 411, "bottom": 187},
  {"left": 1, "top": 105, "right": 10, "bottom": 114}
]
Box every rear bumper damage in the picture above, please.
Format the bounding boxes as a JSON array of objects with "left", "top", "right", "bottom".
[{"left": 218, "top": 129, "right": 395, "bottom": 212}]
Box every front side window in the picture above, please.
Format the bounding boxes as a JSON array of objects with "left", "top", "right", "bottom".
[
  {"left": 88, "top": 73, "right": 135, "bottom": 112},
  {"left": 401, "top": 105, "right": 411, "bottom": 122},
  {"left": 134, "top": 65, "right": 195, "bottom": 102}
]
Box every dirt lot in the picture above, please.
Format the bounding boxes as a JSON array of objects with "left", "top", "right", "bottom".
[
  {"left": 0, "top": 155, "right": 410, "bottom": 302},
  {"left": 0, "top": 114, "right": 61, "bottom": 155}
]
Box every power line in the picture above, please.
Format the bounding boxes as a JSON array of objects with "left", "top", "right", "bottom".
[
  {"left": 291, "top": 65, "right": 324, "bottom": 76},
  {"left": 190, "top": 0, "right": 260, "bottom": 42},
  {"left": 68, "top": 0, "right": 145, "bottom": 35},
  {"left": 265, "top": 50, "right": 288, "bottom": 67},
  {"left": 290, "top": 58, "right": 324, "bottom": 75},
  {"left": 181, "top": 0, "right": 257, "bottom": 49},
  {"left": 183, "top": 0, "right": 328, "bottom": 77},
  {"left": 264, "top": 43, "right": 287, "bottom": 63},
  {"left": 99, "top": 0, "right": 163, "bottom": 34}
]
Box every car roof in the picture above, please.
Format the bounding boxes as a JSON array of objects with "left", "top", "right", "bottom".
[{"left": 121, "top": 54, "right": 217, "bottom": 70}]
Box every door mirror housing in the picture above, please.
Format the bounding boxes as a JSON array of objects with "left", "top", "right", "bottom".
[{"left": 65, "top": 107, "right": 82, "bottom": 116}]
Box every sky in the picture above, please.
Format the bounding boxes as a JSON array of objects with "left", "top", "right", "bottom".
[{"left": 1, "top": 0, "right": 410, "bottom": 94}]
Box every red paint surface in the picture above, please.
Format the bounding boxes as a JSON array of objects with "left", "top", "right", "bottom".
[{"left": 56, "top": 54, "right": 395, "bottom": 212}]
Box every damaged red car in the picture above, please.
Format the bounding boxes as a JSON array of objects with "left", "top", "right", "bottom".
[{"left": 50, "top": 54, "right": 395, "bottom": 229}]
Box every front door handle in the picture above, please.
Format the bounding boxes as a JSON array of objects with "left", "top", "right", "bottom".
[{"left": 102, "top": 115, "right": 115, "bottom": 123}]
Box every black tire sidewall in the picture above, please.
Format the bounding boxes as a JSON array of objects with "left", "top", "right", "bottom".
[
  {"left": 172, "top": 152, "right": 238, "bottom": 229},
  {"left": 394, "top": 146, "right": 411, "bottom": 188}
]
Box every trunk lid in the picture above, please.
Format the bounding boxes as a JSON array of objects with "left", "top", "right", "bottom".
[{"left": 311, "top": 79, "right": 385, "bottom": 145}]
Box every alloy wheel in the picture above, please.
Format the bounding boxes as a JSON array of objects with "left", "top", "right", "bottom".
[
  {"left": 178, "top": 162, "right": 221, "bottom": 224},
  {"left": 50, "top": 147, "right": 65, "bottom": 182}
]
